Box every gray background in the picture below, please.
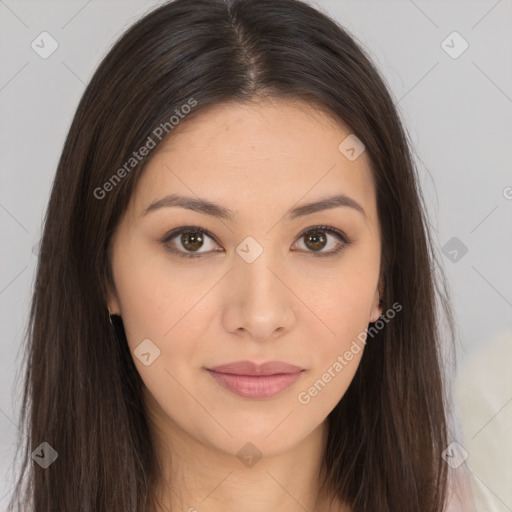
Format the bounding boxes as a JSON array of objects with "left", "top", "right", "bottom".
[{"left": 1, "top": 0, "right": 511, "bottom": 510}]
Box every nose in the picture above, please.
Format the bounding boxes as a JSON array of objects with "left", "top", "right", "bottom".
[{"left": 221, "top": 247, "right": 297, "bottom": 342}]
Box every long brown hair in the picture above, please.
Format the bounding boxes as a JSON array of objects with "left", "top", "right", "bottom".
[{"left": 9, "top": 0, "right": 455, "bottom": 510}]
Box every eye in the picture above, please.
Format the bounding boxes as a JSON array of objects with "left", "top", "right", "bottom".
[
  {"left": 161, "top": 224, "right": 351, "bottom": 259},
  {"left": 161, "top": 226, "right": 221, "bottom": 259},
  {"left": 292, "top": 225, "right": 351, "bottom": 258}
]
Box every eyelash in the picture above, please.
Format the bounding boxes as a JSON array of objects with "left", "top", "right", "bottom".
[{"left": 160, "top": 225, "right": 351, "bottom": 260}]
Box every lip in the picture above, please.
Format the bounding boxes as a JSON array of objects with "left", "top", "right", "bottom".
[
  {"left": 206, "top": 360, "right": 305, "bottom": 399},
  {"left": 209, "top": 360, "right": 304, "bottom": 376}
]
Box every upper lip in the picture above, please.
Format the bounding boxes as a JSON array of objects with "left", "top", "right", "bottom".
[{"left": 207, "top": 360, "right": 304, "bottom": 376}]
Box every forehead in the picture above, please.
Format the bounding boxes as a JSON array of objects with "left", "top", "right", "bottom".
[{"left": 128, "top": 98, "right": 377, "bottom": 224}]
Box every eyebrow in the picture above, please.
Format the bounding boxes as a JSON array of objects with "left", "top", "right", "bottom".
[{"left": 142, "top": 193, "right": 366, "bottom": 221}]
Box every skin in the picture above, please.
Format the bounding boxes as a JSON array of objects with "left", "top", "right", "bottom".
[{"left": 107, "top": 98, "right": 383, "bottom": 512}]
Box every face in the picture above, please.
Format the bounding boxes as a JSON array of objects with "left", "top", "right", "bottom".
[{"left": 107, "top": 98, "right": 382, "bottom": 459}]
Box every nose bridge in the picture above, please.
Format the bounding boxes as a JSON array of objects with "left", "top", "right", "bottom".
[
  {"left": 236, "top": 235, "right": 284, "bottom": 304},
  {"left": 224, "top": 235, "right": 295, "bottom": 339}
]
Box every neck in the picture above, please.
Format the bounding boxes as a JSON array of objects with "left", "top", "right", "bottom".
[{"left": 149, "top": 413, "right": 344, "bottom": 512}]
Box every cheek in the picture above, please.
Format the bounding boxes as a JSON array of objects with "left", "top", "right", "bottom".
[
  {"left": 111, "top": 237, "right": 196, "bottom": 340},
  {"left": 296, "top": 348, "right": 363, "bottom": 417},
  {"left": 295, "top": 260, "right": 378, "bottom": 408},
  {"left": 303, "top": 262, "right": 378, "bottom": 343},
  {"left": 114, "top": 257, "right": 209, "bottom": 433},
  {"left": 112, "top": 249, "right": 216, "bottom": 394},
  {"left": 294, "top": 281, "right": 370, "bottom": 417}
]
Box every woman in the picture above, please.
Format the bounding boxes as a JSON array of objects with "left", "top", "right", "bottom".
[{"left": 8, "top": 0, "right": 472, "bottom": 510}]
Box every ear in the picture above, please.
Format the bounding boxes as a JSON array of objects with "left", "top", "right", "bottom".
[{"left": 369, "top": 275, "right": 384, "bottom": 323}]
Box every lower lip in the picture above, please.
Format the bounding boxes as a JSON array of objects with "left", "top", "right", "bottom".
[{"left": 206, "top": 369, "right": 304, "bottom": 399}]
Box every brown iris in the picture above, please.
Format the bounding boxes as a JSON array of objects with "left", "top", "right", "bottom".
[
  {"left": 303, "top": 230, "right": 327, "bottom": 251},
  {"left": 181, "top": 231, "right": 204, "bottom": 251}
]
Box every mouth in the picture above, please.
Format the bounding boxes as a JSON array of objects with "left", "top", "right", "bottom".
[{"left": 205, "top": 360, "right": 306, "bottom": 399}]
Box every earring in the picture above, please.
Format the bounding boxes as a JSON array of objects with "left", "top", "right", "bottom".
[
  {"left": 108, "top": 309, "right": 125, "bottom": 343},
  {"left": 108, "top": 307, "right": 124, "bottom": 331},
  {"left": 108, "top": 310, "right": 132, "bottom": 377},
  {"left": 109, "top": 312, "right": 124, "bottom": 335}
]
